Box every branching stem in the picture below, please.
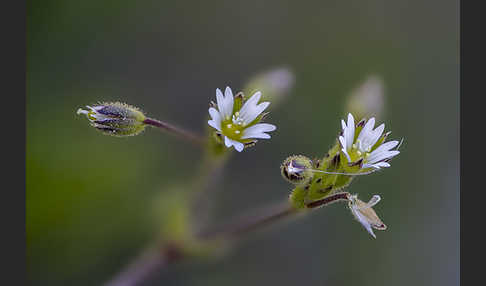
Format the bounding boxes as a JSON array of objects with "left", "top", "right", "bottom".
[{"left": 104, "top": 192, "right": 351, "bottom": 286}]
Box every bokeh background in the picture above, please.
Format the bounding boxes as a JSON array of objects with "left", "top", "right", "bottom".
[{"left": 27, "top": 0, "right": 459, "bottom": 285}]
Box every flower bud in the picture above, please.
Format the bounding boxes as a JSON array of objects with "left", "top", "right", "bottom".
[
  {"left": 280, "top": 155, "right": 314, "bottom": 185},
  {"left": 243, "top": 67, "right": 295, "bottom": 108},
  {"left": 77, "top": 102, "right": 146, "bottom": 137},
  {"left": 346, "top": 75, "right": 385, "bottom": 120}
]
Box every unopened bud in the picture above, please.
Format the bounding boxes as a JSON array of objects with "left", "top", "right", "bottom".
[
  {"left": 280, "top": 155, "right": 314, "bottom": 185},
  {"left": 346, "top": 75, "right": 385, "bottom": 120},
  {"left": 244, "top": 67, "right": 295, "bottom": 107},
  {"left": 77, "top": 102, "right": 146, "bottom": 137}
]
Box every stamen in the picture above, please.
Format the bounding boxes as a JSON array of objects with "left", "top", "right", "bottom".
[{"left": 232, "top": 113, "right": 245, "bottom": 125}]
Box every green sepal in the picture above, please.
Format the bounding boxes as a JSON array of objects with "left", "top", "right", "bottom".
[
  {"left": 289, "top": 186, "right": 308, "bottom": 209},
  {"left": 233, "top": 92, "right": 244, "bottom": 113},
  {"left": 206, "top": 131, "right": 229, "bottom": 158}
]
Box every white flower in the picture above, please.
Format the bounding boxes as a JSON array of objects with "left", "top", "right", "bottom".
[
  {"left": 208, "top": 86, "right": 276, "bottom": 152},
  {"left": 339, "top": 113, "right": 401, "bottom": 170},
  {"left": 348, "top": 194, "right": 386, "bottom": 239}
]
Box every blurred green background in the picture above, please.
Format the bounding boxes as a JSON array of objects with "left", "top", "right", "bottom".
[{"left": 27, "top": 0, "right": 459, "bottom": 285}]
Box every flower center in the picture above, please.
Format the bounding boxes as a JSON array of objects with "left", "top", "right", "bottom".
[
  {"left": 349, "top": 140, "right": 371, "bottom": 162},
  {"left": 221, "top": 120, "right": 244, "bottom": 140},
  {"left": 232, "top": 112, "right": 246, "bottom": 126}
]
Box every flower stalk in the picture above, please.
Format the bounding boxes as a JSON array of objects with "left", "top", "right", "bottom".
[{"left": 142, "top": 117, "right": 205, "bottom": 146}]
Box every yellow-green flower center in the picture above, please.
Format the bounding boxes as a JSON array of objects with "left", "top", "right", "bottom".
[
  {"left": 221, "top": 120, "right": 244, "bottom": 140},
  {"left": 348, "top": 142, "right": 371, "bottom": 162}
]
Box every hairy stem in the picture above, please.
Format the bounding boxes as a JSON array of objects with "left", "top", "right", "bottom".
[
  {"left": 104, "top": 243, "right": 182, "bottom": 286},
  {"left": 306, "top": 192, "right": 350, "bottom": 208},
  {"left": 197, "top": 200, "right": 297, "bottom": 240},
  {"left": 143, "top": 117, "right": 205, "bottom": 145}
]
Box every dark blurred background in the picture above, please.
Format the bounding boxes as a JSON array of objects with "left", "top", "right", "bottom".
[{"left": 27, "top": 0, "right": 459, "bottom": 285}]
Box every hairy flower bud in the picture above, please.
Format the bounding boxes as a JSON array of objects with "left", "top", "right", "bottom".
[
  {"left": 243, "top": 67, "right": 295, "bottom": 108},
  {"left": 77, "top": 102, "right": 146, "bottom": 137},
  {"left": 280, "top": 155, "right": 314, "bottom": 185},
  {"left": 346, "top": 75, "right": 385, "bottom": 120}
]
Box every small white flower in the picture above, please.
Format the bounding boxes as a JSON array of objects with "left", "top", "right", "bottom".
[
  {"left": 348, "top": 194, "right": 387, "bottom": 239},
  {"left": 208, "top": 86, "right": 276, "bottom": 152},
  {"left": 339, "top": 113, "right": 401, "bottom": 170}
]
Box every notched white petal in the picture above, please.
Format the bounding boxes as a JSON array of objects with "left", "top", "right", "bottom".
[
  {"left": 242, "top": 133, "right": 271, "bottom": 139},
  {"left": 357, "top": 117, "right": 375, "bottom": 144},
  {"left": 222, "top": 87, "right": 234, "bottom": 119},
  {"left": 208, "top": 120, "right": 221, "bottom": 131},
  {"left": 364, "top": 123, "right": 384, "bottom": 150},
  {"left": 241, "top": 123, "right": 276, "bottom": 139},
  {"left": 367, "top": 150, "right": 400, "bottom": 164},
  {"left": 224, "top": 136, "right": 233, "bottom": 147},
  {"left": 243, "top": 103, "right": 268, "bottom": 125},
  {"left": 233, "top": 141, "right": 244, "bottom": 152},
  {"left": 224, "top": 86, "right": 233, "bottom": 98},
  {"left": 372, "top": 162, "right": 391, "bottom": 168},
  {"left": 208, "top": 107, "right": 221, "bottom": 121},
  {"left": 377, "top": 140, "right": 400, "bottom": 152},
  {"left": 208, "top": 107, "right": 222, "bottom": 131},
  {"left": 245, "top": 123, "right": 276, "bottom": 133},
  {"left": 239, "top": 91, "right": 262, "bottom": 119},
  {"left": 216, "top": 88, "right": 225, "bottom": 117},
  {"left": 346, "top": 113, "right": 355, "bottom": 148}
]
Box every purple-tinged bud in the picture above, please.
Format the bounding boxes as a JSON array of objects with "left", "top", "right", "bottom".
[{"left": 77, "top": 102, "right": 146, "bottom": 137}]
